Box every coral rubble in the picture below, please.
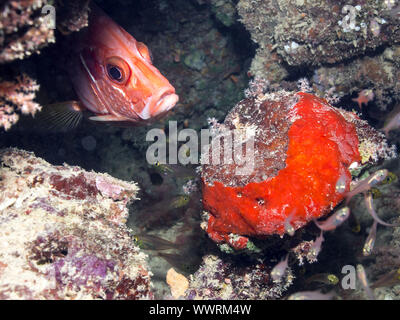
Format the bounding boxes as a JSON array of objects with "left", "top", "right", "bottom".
[{"left": 0, "top": 148, "right": 152, "bottom": 299}]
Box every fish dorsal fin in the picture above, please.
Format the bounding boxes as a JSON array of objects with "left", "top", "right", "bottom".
[{"left": 35, "top": 101, "right": 84, "bottom": 132}]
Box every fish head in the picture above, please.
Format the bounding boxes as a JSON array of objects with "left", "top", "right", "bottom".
[{"left": 71, "top": 5, "right": 179, "bottom": 123}]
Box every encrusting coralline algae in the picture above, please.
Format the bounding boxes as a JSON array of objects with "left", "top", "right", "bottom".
[{"left": 0, "top": 148, "right": 153, "bottom": 299}]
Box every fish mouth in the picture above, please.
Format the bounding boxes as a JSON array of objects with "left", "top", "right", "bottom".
[
  {"left": 136, "top": 89, "right": 178, "bottom": 120},
  {"left": 152, "top": 91, "right": 179, "bottom": 116}
]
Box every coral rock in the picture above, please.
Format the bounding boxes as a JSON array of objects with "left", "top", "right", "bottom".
[
  {"left": 0, "top": 148, "right": 153, "bottom": 299},
  {"left": 0, "top": 0, "right": 55, "bottom": 63},
  {"left": 0, "top": 0, "right": 89, "bottom": 63},
  {"left": 186, "top": 254, "right": 294, "bottom": 300},
  {"left": 0, "top": 74, "right": 41, "bottom": 131},
  {"left": 201, "top": 91, "right": 392, "bottom": 250},
  {"left": 237, "top": 0, "right": 400, "bottom": 79}
]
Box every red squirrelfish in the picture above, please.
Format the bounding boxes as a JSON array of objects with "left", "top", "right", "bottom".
[{"left": 64, "top": 4, "right": 178, "bottom": 126}]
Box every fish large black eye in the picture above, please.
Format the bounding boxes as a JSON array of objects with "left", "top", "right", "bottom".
[
  {"left": 107, "top": 65, "right": 123, "bottom": 82},
  {"left": 105, "top": 56, "right": 131, "bottom": 85}
]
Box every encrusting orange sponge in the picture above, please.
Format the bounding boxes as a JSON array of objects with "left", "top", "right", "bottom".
[{"left": 201, "top": 91, "right": 362, "bottom": 250}]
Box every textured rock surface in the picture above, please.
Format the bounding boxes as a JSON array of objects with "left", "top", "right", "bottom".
[
  {"left": 237, "top": 0, "right": 400, "bottom": 76},
  {"left": 0, "top": 148, "right": 153, "bottom": 299},
  {"left": 201, "top": 89, "right": 395, "bottom": 250},
  {"left": 0, "top": 0, "right": 89, "bottom": 64},
  {"left": 0, "top": 0, "right": 55, "bottom": 63},
  {"left": 311, "top": 45, "right": 400, "bottom": 110},
  {"left": 236, "top": 0, "right": 400, "bottom": 109},
  {"left": 186, "top": 254, "right": 294, "bottom": 300},
  {"left": 0, "top": 74, "right": 41, "bottom": 131}
]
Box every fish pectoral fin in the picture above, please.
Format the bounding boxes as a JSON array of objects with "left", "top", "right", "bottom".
[
  {"left": 34, "top": 100, "right": 84, "bottom": 132},
  {"left": 88, "top": 114, "right": 130, "bottom": 122}
]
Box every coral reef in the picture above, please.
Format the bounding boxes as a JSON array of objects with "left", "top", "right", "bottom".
[
  {"left": 0, "top": 74, "right": 41, "bottom": 131},
  {"left": 0, "top": 0, "right": 90, "bottom": 63},
  {"left": 201, "top": 88, "right": 395, "bottom": 250},
  {"left": 0, "top": 148, "right": 153, "bottom": 299},
  {"left": 1, "top": 0, "right": 399, "bottom": 300},
  {"left": 0, "top": 0, "right": 90, "bottom": 131},
  {"left": 237, "top": 0, "right": 400, "bottom": 78},
  {"left": 0, "top": 0, "right": 55, "bottom": 63},
  {"left": 237, "top": 0, "right": 400, "bottom": 109},
  {"left": 312, "top": 45, "right": 400, "bottom": 110},
  {"left": 186, "top": 254, "right": 294, "bottom": 300}
]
